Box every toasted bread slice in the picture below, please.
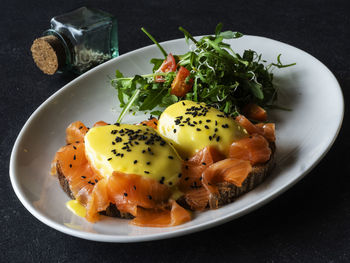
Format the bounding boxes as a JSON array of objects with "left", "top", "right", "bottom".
[{"left": 56, "top": 143, "right": 274, "bottom": 217}]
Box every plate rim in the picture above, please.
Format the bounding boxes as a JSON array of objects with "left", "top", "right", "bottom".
[{"left": 9, "top": 34, "right": 344, "bottom": 243}]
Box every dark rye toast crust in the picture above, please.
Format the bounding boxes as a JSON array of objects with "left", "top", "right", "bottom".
[{"left": 56, "top": 143, "right": 275, "bottom": 218}]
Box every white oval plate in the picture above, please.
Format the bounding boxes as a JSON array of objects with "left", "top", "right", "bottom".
[{"left": 10, "top": 35, "right": 343, "bottom": 242}]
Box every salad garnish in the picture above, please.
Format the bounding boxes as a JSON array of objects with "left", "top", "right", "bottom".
[{"left": 111, "top": 23, "right": 295, "bottom": 122}]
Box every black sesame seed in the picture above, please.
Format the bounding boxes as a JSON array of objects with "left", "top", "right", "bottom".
[
  {"left": 196, "top": 128, "right": 201, "bottom": 131},
  {"left": 209, "top": 136, "right": 212, "bottom": 141},
  {"left": 81, "top": 176, "right": 86, "bottom": 179},
  {"left": 215, "top": 121, "right": 218, "bottom": 126},
  {"left": 95, "top": 179, "right": 98, "bottom": 183},
  {"left": 144, "top": 171, "right": 150, "bottom": 174},
  {"left": 173, "top": 129, "right": 177, "bottom": 133},
  {"left": 124, "top": 193, "right": 128, "bottom": 197},
  {"left": 146, "top": 161, "right": 151, "bottom": 165},
  {"left": 168, "top": 156, "right": 174, "bottom": 159},
  {"left": 214, "top": 128, "right": 218, "bottom": 132},
  {"left": 178, "top": 173, "right": 182, "bottom": 178},
  {"left": 134, "top": 160, "right": 138, "bottom": 164},
  {"left": 142, "top": 150, "right": 146, "bottom": 153},
  {"left": 169, "top": 182, "right": 173, "bottom": 186},
  {"left": 206, "top": 119, "right": 211, "bottom": 123},
  {"left": 185, "top": 177, "right": 189, "bottom": 181},
  {"left": 205, "top": 125, "right": 209, "bottom": 129},
  {"left": 79, "top": 126, "right": 83, "bottom": 129},
  {"left": 69, "top": 164, "right": 72, "bottom": 168},
  {"left": 133, "top": 185, "right": 136, "bottom": 190},
  {"left": 216, "top": 136, "right": 220, "bottom": 142},
  {"left": 202, "top": 162, "right": 206, "bottom": 165},
  {"left": 182, "top": 102, "right": 186, "bottom": 106},
  {"left": 107, "top": 157, "right": 112, "bottom": 161},
  {"left": 148, "top": 195, "right": 152, "bottom": 200},
  {"left": 73, "top": 146, "right": 77, "bottom": 150},
  {"left": 73, "top": 155, "right": 76, "bottom": 160},
  {"left": 185, "top": 165, "right": 189, "bottom": 169}
]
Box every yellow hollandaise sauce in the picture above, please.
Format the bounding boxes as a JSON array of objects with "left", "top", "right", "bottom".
[
  {"left": 66, "top": 200, "right": 86, "bottom": 218},
  {"left": 85, "top": 124, "right": 182, "bottom": 187},
  {"left": 158, "top": 100, "right": 248, "bottom": 159}
]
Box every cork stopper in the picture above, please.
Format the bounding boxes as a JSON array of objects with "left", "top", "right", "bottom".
[{"left": 31, "top": 35, "right": 66, "bottom": 75}]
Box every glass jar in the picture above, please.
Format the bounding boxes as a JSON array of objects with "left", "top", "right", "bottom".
[{"left": 31, "top": 7, "right": 118, "bottom": 75}]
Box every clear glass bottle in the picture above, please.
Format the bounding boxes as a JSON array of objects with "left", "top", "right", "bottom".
[{"left": 31, "top": 7, "right": 118, "bottom": 75}]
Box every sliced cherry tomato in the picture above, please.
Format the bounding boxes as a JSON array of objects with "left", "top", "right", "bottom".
[
  {"left": 170, "top": 66, "right": 193, "bottom": 97},
  {"left": 155, "top": 53, "right": 176, "bottom": 82}
]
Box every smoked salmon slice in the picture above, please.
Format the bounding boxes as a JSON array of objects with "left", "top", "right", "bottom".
[
  {"left": 66, "top": 121, "right": 89, "bottom": 144},
  {"left": 93, "top": 120, "right": 109, "bottom": 127},
  {"left": 242, "top": 103, "right": 268, "bottom": 122},
  {"left": 85, "top": 178, "right": 110, "bottom": 222},
  {"left": 140, "top": 118, "right": 158, "bottom": 129},
  {"left": 54, "top": 142, "right": 102, "bottom": 206},
  {"left": 229, "top": 134, "right": 272, "bottom": 165},
  {"left": 130, "top": 200, "right": 191, "bottom": 227},
  {"left": 179, "top": 146, "right": 224, "bottom": 192},
  {"left": 256, "top": 123, "right": 276, "bottom": 142},
  {"left": 107, "top": 171, "right": 172, "bottom": 216},
  {"left": 202, "top": 158, "right": 252, "bottom": 209},
  {"left": 184, "top": 187, "right": 209, "bottom": 211},
  {"left": 235, "top": 115, "right": 275, "bottom": 142}
]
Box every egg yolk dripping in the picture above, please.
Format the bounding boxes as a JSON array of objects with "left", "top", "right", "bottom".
[
  {"left": 85, "top": 124, "right": 182, "bottom": 187},
  {"left": 158, "top": 100, "right": 248, "bottom": 159}
]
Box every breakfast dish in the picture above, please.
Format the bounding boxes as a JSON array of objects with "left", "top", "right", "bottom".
[
  {"left": 52, "top": 25, "right": 283, "bottom": 227},
  {"left": 52, "top": 100, "right": 275, "bottom": 226}
]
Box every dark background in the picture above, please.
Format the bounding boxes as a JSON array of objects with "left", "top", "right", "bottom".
[{"left": 1, "top": 0, "right": 349, "bottom": 262}]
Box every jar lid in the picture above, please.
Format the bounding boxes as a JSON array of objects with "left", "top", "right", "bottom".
[{"left": 31, "top": 35, "right": 66, "bottom": 75}]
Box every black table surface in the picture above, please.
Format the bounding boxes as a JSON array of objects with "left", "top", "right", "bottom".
[{"left": 2, "top": 0, "right": 349, "bottom": 262}]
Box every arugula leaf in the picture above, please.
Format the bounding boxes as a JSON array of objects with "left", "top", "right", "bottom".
[
  {"left": 139, "top": 85, "right": 168, "bottom": 110},
  {"left": 150, "top": 58, "right": 164, "bottom": 72},
  {"left": 219, "top": 31, "right": 243, "bottom": 39}
]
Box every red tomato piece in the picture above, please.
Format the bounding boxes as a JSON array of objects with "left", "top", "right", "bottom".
[
  {"left": 155, "top": 53, "right": 176, "bottom": 82},
  {"left": 170, "top": 66, "right": 193, "bottom": 97}
]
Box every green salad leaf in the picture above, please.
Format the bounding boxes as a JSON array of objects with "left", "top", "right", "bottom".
[{"left": 111, "top": 23, "right": 295, "bottom": 122}]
